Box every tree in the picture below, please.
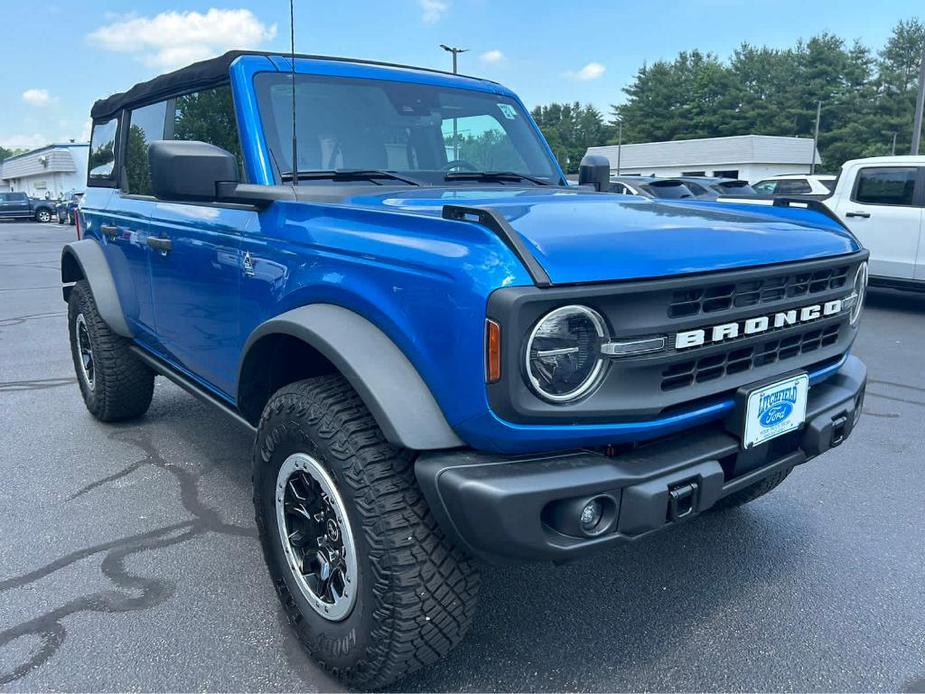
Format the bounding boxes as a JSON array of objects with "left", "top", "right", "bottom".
[
  {"left": 584, "top": 18, "right": 925, "bottom": 172},
  {"left": 0, "top": 146, "right": 26, "bottom": 162},
  {"left": 531, "top": 102, "right": 611, "bottom": 173}
]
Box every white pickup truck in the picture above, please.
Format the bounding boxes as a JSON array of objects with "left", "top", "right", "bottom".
[
  {"left": 722, "top": 157, "right": 925, "bottom": 289},
  {"left": 824, "top": 156, "right": 925, "bottom": 289}
]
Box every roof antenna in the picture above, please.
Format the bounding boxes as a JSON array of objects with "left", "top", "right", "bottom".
[{"left": 289, "top": 0, "right": 298, "bottom": 184}]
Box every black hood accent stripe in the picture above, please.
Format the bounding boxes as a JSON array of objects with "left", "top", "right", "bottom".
[{"left": 442, "top": 204, "right": 552, "bottom": 287}]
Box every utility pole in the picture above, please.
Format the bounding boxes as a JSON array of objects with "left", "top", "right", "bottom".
[
  {"left": 891, "top": 131, "right": 898, "bottom": 156},
  {"left": 440, "top": 45, "right": 468, "bottom": 160},
  {"left": 811, "top": 100, "right": 822, "bottom": 175},
  {"left": 616, "top": 120, "right": 623, "bottom": 176},
  {"left": 911, "top": 45, "right": 925, "bottom": 155}
]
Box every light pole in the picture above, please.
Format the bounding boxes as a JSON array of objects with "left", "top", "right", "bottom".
[
  {"left": 891, "top": 131, "right": 898, "bottom": 156},
  {"left": 439, "top": 44, "right": 468, "bottom": 74},
  {"left": 911, "top": 45, "right": 925, "bottom": 155},
  {"left": 810, "top": 100, "right": 821, "bottom": 175},
  {"left": 440, "top": 45, "right": 468, "bottom": 160},
  {"left": 616, "top": 120, "right": 623, "bottom": 176}
]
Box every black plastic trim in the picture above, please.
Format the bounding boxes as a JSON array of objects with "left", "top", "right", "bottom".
[
  {"left": 486, "top": 252, "right": 868, "bottom": 424},
  {"left": 129, "top": 346, "right": 256, "bottom": 432},
  {"left": 416, "top": 355, "right": 866, "bottom": 563},
  {"left": 442, "top": 204, "right": 552, "bottom": 287}
]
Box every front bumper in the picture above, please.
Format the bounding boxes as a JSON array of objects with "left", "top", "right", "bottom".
[{"left": 416, "top": 355, "right": 866, "bottom": 562}]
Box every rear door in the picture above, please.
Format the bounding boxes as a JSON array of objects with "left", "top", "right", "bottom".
[
  {"left": 837, "top": 166, "right": 923, "bottom": 280},
  {"left": 6, "top": 192, "right": 31, "bottom": 218}
]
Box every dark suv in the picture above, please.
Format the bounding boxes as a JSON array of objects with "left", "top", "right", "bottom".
[{"left": 61, "top": 51, "right": 868, "bottom": 688}]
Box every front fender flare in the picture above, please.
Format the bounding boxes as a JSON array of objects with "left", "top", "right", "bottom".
[
  {"left": 240, "top": 304, "right": 465, "bottom": 451},
  {"left": 60, "top": 240, "right": 133, "bottom": 337}
]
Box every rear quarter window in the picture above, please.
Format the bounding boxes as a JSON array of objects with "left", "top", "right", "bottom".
[
  {"left": 88, "top": 118, "right": 119, "bottom": 187},
  {"left": 852, "top": 167, "right": 917, "bottom": 206}
]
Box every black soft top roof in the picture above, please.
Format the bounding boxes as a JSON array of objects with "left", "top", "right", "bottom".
[{"left": 90, "top": 49, "right": 494, "bottom": 121}]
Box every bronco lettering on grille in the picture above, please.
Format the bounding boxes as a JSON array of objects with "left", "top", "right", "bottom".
[{"left": 674, "top": 299, "right": 844, "bottom": 350}]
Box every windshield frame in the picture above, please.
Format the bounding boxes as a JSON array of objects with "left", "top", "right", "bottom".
[{"left": 253, "top": 71, "right": 565, "bottom": 188}]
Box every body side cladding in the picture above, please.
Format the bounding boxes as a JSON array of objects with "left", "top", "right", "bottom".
[
  {"left": 238, "top": 304, "right": 465, "bottom": 451},
  {"left": 60, "top": 240, "right": 133, "bottom": 338}
]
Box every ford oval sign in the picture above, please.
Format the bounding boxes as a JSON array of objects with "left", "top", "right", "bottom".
[{"left": 759, "top": 401, "right": 794, "bottom": 427}]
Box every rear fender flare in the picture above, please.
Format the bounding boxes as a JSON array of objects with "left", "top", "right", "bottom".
[{"left": 60, "top": 239, "right": 132, "bottom": 337}]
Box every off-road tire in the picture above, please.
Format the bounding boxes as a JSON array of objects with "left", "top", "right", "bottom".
[
  {"left": 67, "top": 280, "right": 154, "bottom": 421},
  {"left": 35, "top": 208, "right": 51, "bottom": 223},
  {"left": 711, "top": 466, "right": 792, "bottom": 511},
  {"left": 253, "top": 374, "right": 480, "bottom": 690}
]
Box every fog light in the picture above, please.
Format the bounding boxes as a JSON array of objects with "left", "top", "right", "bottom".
[{"left": 580, "top": 499, "right": 603, "bottom": 532}]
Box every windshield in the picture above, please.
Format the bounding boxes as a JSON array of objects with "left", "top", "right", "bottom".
[
  {"left": 643, "top": 181, "right": 694, "bottom": 199},
  {"left": 254, "top": 73, "right": 561, "bottom": 185}
]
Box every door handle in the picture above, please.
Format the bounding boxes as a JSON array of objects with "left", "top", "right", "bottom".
[
  {"left": 101, "top": 224, "right": 119, "bottom": 238},
  {"left": 846, "top": 211, "right": 871, "bottom": 219},
  {"left": 147, "top": 237, "right": 172, "bottom": 254}
]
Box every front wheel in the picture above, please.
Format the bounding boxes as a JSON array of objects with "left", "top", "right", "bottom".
[
  {"left": 253, "top": 374, "right": 480, "bottom": 689},
  {"left": 35, "top": 208, "right": 51, "bottom": 223}
]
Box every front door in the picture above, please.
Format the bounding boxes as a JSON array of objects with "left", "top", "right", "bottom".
[
  {"left": 148, "top": 203, "right": 252, "bottom": 397},
  {"left": 839, "top": 166, "right": 923, "bottom": 280}
]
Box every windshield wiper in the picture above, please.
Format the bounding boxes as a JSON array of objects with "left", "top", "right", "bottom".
[
  {"left": 282, "top": 169, "right": 425, "bottom": 186},
  {"left": 444, "top": 171, "right": 552, "bottom": 186}
]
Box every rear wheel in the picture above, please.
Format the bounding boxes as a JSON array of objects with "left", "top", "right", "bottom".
[
  {"left": 67, "top": 280, "right": 155, "bottom": 421},
  {"left": 711, "top": 466, "right": 792, "bottom": 511},
  {"left": 253, "top": 374, "right": 480, "bottom": 689},
  {"left": 35, "top": 208, "right": 51, "bottom": 223}
]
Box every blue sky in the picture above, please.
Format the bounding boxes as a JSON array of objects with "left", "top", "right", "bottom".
[{"left": 1, "top": 0, "right": 922, "bottom": 149}]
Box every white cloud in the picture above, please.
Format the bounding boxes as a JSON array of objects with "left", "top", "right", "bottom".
[
  {"left": 567, "top": 62, "right": 606, "bottom": 81},
  {"left": 419, "top": 0, "right": 449, "bottom": 24},
  {"left": 0, "top": 133, "right": 49, "bottom": 150},
  {"left": 22, "top": 89, "right": 51, "bottom": 107},
  {"left": 479, "top": 49, "right": 505, "bottom": 65},
  {"left": 87, "top": 8, "right": 277, "bottom": 70}
]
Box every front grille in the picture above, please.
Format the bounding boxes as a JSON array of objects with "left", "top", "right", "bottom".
[
  {"left": 668, "top": 265, "right": 850, "bottom": 319},
  {"left": 661, "top": 323, "right": 841, "bottom": 391}
]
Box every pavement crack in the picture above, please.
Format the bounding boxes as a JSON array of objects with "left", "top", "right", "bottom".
[
  {"left": 0, "top": 429, "right": 255, "bottom": 685},
  {"left": 0, "top": 311, "right": 65, "bottom": 329},
  {"left": 0, "top": 377, "right": 76, "bottom": 393}
]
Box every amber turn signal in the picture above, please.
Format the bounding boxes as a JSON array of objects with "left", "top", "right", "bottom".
[{"left": 486, "top": 319, "right": 501, "bottom": 383}]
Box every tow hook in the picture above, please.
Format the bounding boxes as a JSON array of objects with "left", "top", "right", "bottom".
[
  {"left": 667, "top": 481, "right": 699, "bottom": 522},
  {"left": 830, "top": 414, "right": 849, "bottom": 447}
]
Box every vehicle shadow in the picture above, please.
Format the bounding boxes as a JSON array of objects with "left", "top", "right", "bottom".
[
  {"left": 865, "top": 286, "right": 925, "bottom": 314},
  {"left": 46, "top": 386, "right": 815, "bottom": 693}
]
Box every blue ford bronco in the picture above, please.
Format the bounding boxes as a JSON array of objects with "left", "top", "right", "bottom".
[{"left": 62, "top": 50, "right": 869, "bottom": 688}]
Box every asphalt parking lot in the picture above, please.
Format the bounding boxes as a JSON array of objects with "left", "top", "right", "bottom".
[{"left": 0, "top": 219, "right": 923, "bottom": 692}]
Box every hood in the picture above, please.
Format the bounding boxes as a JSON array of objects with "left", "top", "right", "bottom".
[{"left": 345, "top": 188, "right": 861, "bottom": 285}]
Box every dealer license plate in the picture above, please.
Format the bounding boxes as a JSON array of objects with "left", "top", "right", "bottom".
[{"left": 743, "top": 373, "right": 809, "bottom": 449}]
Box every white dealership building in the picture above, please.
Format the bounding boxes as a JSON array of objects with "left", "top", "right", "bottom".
[
  {"left": 585, "top": 135, "right": 821, "bottom": 183},
  {"left": 1, "top": 143, "right": 89, "bottom": 199}
]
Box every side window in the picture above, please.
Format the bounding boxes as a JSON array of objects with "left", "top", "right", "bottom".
[
  {"left": 88, "top": 118, "right": 119, "bottom": 186},
  {"left": 776, "top": 179, "right": 812, "bottom": 195},
  {"left": 853, "top": 167, "right": 917, "bottom": 206},
  {"left": 684, "top": 181, "right": 707, "bottom": 195},
  {"left": 171, "top": 84, "right": 244, "bottom": 175},
  {"left": 753, "top": 180, "right": 777, "bottom": 195},
  {"left": 125, "top": 101, "right": 167, "bottom": 195},
  {"left": 441, "top": 114, "right": 527, "bottom": 172}
]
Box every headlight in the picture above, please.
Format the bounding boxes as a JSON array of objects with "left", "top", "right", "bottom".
[
  {"left": 849, "top": 262, "right": 868, "bottom": 326},
  {"left": 525, "top": 305, "right": 608, "bottom": 402}
]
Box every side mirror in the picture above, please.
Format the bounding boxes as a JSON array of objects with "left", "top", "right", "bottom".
[
  {"left": 148, "top": 140, "right": 238, "bottom": 202},
  {"left": 578, "top": 154, "right": 611, "bottom": 192}
]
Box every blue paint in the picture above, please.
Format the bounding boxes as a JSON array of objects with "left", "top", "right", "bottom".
[{"left": 81, "top": 52, "right": 861, "bottom": 454}]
